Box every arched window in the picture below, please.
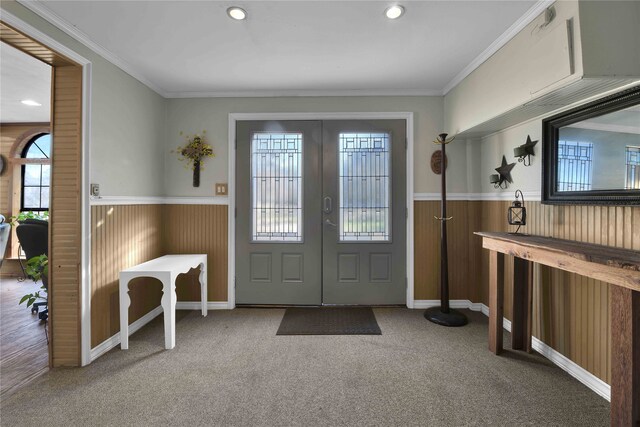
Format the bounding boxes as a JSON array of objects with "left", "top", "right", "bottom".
[{"left": 21, "top": 133, "right": 51, "bottom": 211}]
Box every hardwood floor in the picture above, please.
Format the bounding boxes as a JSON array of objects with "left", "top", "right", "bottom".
[{"left": 0, "top": 277, "right": 49, "bottom": 398}]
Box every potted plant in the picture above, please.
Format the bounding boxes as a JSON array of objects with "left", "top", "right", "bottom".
[
  {"left": 8, "top": 210, "right": 49, "bottom": 226},
  {"left": 19, "top": 254, "right": 48, "bottom": 320}
]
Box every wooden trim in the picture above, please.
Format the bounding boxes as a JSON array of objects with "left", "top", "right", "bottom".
[
  {"left": 489, "top": 251, "right": 504, "bottom": 354},
  {"left": 610, "top": 286, "right": 640, "bottom": 425},
  {"left": 0, "top": 21, "right": 78, "bottom": 67},
  {"left": 49, "top": 64, "right": 83, "bottom": 367}
]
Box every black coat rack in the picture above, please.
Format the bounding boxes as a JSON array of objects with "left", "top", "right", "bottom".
[{"left": 424, "top": 133, "right": 468, "bottom": 327}]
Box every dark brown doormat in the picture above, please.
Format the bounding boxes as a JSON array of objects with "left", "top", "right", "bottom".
[{"left": 276, "top": 307, "right": 381, "bottom": 335}]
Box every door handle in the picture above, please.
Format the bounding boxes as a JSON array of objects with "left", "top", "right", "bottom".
[
  {"left": 323, "top": 196, "right": 333, "bottom": 214},
  {"left": 324, "top": 218, "right": 338, "bottom": 227}
]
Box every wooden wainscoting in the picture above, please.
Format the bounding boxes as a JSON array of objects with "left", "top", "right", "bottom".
[
  {"left": 162, "top": 205, "right": 228, "bottom": 302},
  {"left": 414, "top": 201, "right": 476, "bottom": 300},
  {"left": 90, "top": 205, "right": 163, "bottom": 347},
  {"left": 90, "top": 204, "right": 228, "bottom": 348}
]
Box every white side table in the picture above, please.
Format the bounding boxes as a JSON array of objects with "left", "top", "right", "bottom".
[{"left": 119, "top": 254, "right": 207, "bottom": 350}]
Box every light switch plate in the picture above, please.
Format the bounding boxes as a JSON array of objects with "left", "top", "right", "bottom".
[{"left": 215, "top": 183, "right": 228, "bottom": 196}]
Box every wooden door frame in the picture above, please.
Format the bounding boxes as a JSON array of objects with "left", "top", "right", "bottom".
[
  {"left": 1, "top": 10, "right": 92, "bottom": 367},
  {"left": 228, "top": 112, "right": 415, "bottom": 309}
]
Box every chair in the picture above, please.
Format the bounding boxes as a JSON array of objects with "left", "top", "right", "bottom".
[
  {"left": 0, "top": 215, "right": 9, "bottom": 268},
  {"left": 15, "top": 219, "right": 49, "bottom": 319}
]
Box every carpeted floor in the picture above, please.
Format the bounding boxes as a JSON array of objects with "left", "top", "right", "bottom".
[{"left": 0, "top": 308, "right": 609, "bottom": 426}]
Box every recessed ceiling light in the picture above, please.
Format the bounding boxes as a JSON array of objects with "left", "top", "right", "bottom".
[
  {"left": 21, "top": 99, "right": 42, "bottom": 107},
  {"left": 385, "top": 5, "right": 405, "bottom": 19},
  {"left": 227, "top": 6, "right": 247, "bottom": 20}
]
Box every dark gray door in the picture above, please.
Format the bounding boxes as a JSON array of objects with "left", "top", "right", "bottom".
[
  {"left": 235, "top": 119, "right": 406, "bottom": 305},
  {"left": 235, "top": 121, "right": 322, "bottom": 305},
  {"left": 321, "top": 120, "right": 406, "bottom": 305}
]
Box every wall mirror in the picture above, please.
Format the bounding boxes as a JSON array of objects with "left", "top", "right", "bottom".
[{"left": 542, "top": 86, "right": 640, "bottom": 205}]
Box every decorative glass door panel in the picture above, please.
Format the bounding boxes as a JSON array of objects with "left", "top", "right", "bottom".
[
  {"left": 338, "top": 132, "right": 391, "bottom": 242},
  {"left": 251, "top": 132, "right": 303, "bottom": 242}
]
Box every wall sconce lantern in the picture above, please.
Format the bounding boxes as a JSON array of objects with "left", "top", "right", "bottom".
[
  {"left": 513, "top": 135, "right": 538, "bottom": 166},
  {"left": 508, "top": 189, "right": 527, "bottom": 234},
  {"left": 490, "top": 155, "right": 515, "bottom": 189}
]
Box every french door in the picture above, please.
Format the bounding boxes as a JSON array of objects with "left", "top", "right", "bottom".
[{"left": 235, "top": 119, "right": 406, "bottom": 305}]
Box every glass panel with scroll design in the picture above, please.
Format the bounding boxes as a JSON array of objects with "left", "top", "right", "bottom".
[
  {"left": 251, "top": 132, "right": 303, "bottom": 242},
  {"left": 626, "top": 146, "right": 640, "bottom": 189},
  {"left": 339, "top": 133, "right": 391, "bottom": 242},
  {"left": 558, "top": 104, "right": 640, "bottom": 191}
]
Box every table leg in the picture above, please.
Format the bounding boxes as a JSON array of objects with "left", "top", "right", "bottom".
[
  {"left": 489, "top": 251, "right": 504, "bottom": 355},
  {"left": 512, "top": 257, "right": 533, "bottom": 352},
  {"left": 161, "top": 273, "right": 177, "bottom": 350},
  {"left": 610, "top": 286, "right": 639, "bottom": 426},
  {"left": 199, "top": 261, "right": 207, "bottom": 317},
  {"left": 119, "top": 277, "right": 131, "bottom": 350}
]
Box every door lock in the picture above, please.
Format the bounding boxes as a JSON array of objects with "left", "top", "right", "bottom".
[{"left": 323, "top": 196, "right": 333, "bottom": 214}]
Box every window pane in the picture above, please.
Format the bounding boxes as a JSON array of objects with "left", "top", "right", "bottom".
[
  {"left": 40, "top": 187, "right": 50, "bottom": 209},
  {"left": 24, "top": 164, "right": 42, "bottom": 186},
  {"left": 41, "top": 165, "right": 51, "bottom": 186},
  {"left": 251, "top": 133, "right": 303, "bottom": 242},
  {"left": 339, "top": 133, "right": 391, "bottom": 242},
  {"left": 23, "top": 187, "right": 41, "bottom": 209},
  {"left": 25, "top": 134, "right": 51, "bottom": 159},
  {"left": 557, "top": 141, "right": 593, "bottom": 191}
]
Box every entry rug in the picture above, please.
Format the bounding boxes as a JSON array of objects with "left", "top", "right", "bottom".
[{"left": 276, "top": 307, "right": 382, "bottom": 335}]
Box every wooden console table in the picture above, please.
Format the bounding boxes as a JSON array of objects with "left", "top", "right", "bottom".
[{"left": 475, "top": 232, "right": 639, "bottom": 426}]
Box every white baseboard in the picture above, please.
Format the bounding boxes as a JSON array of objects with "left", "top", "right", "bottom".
[
  {"left": 412, "top": 299, "right": 485, "bottom": 310},
  {"left": 531, "top": 335, "right": 611, "bottom": 401},
  {"left": 472, "top": 303, "right": 610, "bottom": 401},
  {"left": 413, "top": 300, "right": 609, "bottom": 401},
  {"left": 175, "top": 301, "right": 229, "bottom": 310},
  {"left": 90, "top": 301, "right": 231, "bottom": 361},
  {"left": 90, "top": 305, "right": 163, "bottom": 361}
]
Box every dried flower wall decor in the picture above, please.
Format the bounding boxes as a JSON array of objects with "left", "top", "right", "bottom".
[{"left": 174, "top": 131, "right": 215, "bottom": 187}]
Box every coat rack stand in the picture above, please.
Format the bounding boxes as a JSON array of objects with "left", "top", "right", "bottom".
[{"left": 424, "top": 133, "right": 468, "bottom": 327}]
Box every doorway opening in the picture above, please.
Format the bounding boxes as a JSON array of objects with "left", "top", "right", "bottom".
[{"left": 1, "top": 18, "right": 86, "bottom": 377}]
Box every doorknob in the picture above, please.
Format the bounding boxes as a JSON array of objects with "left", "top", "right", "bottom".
[
  {"left": 324, "top": 218, "right": 338, "bottom": 227},
  {"left": 323, "top": 196, "right": 333, "bottom": 214}
]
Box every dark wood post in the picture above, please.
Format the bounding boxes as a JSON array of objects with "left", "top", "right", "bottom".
[{"left": 424, "top": 133, "right": 468, "bottom": 327}]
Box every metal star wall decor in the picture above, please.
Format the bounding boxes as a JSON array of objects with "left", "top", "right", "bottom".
[
  {"left": 514, "top": 135, "right": 539, "bottom": 166},
  {"left": 490, "top": 155, "right": 516, "bottom": 189}
]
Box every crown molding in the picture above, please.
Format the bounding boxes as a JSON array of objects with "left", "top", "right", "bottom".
[
  {"left": 442, "top": 0, "right": 555, "bottom": 95},
  {"left": 15, "top": 0, "right": 168, "bottom": 97},
  {"left": 164, "top": 88, "right": 443, "bottom": 98}
]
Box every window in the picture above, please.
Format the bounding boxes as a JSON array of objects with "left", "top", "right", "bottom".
[
  {"left": 21, "top": 134, "right": 51, "bottom": 211},
  {"left": 557, "top": 141, "right": 593, "bottom": 192},
  {"left": 338, "top": 132, "right": 391, "bottom": 242},
  {"left": 251, "top": 132, "right": 303, "bottom": 242},
  {"left": 626, "top": 146, "right": 640, "bottom": 190}
]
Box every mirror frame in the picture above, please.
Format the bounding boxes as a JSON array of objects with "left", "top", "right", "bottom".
[{"left": 542, "top": 86, "right": 640, "bottom": 205}]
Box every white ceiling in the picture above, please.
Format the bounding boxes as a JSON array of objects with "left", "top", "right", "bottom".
[
  {"left": 0, "top": 41, "right": 51, "bottom": 123},
  {"left": 27, "top": 0, "right": 538, "bottom": 97}
]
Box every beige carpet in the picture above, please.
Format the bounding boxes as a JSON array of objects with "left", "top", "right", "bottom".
[{"left": 0, "top": 309, "right": 609, "bottom": 426}]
